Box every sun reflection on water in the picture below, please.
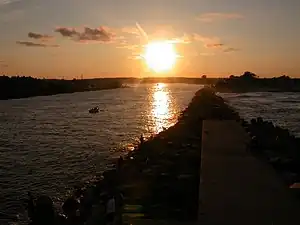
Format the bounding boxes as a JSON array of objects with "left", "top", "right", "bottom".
[{"left": 151, "top": 83, "right": 175, "bottom": 133}]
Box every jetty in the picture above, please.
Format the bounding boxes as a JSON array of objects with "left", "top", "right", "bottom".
[
  {"left": 24, "top": 87, "right": 300, "bottom": 225},
  {"left": 200, "top": 120, "right": 299, "bottom": 225}
]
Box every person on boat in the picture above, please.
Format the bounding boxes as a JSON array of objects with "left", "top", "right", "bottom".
[{"left": 89, "top": 107, "right": 99, "bottom": 114}]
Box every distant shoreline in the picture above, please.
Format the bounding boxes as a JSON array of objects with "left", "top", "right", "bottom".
[
  {"left": 0, "top": 76, "right": 125, "bottom": 100},
  {"left": 3, "top": 73, "right": 300, "bottom": 100},
  {"left": 1, "top": 86, "right": 126, "bottom": 100},
  {"left": 214, "top": 72, "right": 300, "bottom": 93}
]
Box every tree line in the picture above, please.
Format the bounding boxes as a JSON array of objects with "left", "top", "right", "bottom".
[
  {"left": 0, "top": 76, "right": 123, "bottom": 100},
  {"left": 214, "top": 71, "right": 300, "bottom": 92}
]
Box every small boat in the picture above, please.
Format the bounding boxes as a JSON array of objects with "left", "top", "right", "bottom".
[{"left": 89, "top": 107, "right": 99, "bottom": 114}]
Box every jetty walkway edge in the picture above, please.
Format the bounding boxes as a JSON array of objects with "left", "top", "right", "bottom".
[{"left": 200, "top": 120, "right": 300, "bottom": 225}]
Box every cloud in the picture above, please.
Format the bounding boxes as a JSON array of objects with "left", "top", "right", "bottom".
[
  {"left": 54, "top": 27, "right": 79, "bottom": 37},
  {"left": 117, "top": 43, "right": 140, "bottom": 50},
  {"left": 0, "top": 0, "right": 21, "bottom": 6},
  {"left": 197, "top": 13, "right": 243, "bottom": 22},
  {"left": 183, "top": 33, "right": 240, "bottom": 54},
  {"left": 135, "top": 22, "right": 148, "bottom": 43},
  {"left": 223, "top": 47, "right": 240, "bottom": 52},
  {"left": 167, "top": 33, "right": 191, "bottom": 44},
  {"left": 121, "top": 26, "right": 140, "bottom": 36},
  {"left": 200, "top": 52, "right": 215, "bottom": 56},
  {"left": 169, "top": 38, "right": 190, "bottom": 44},
  {"left": 0, "top": 60, "right": 8, "bottom": 68},
  {"left": 122, "top": 24, "right": 186, "bottom": 44},
  {"left": 187, "top": 33, "right": 223, "bottom": 48},
  {"left": 16, "top": 41, "right": 59, "bottom": 47},
  {"left": 79, "top": 27, "right": 113, "bottom": 42},
  {"left": 28, "top": 32, "right": 53, "bottom": 41},
  {"left": 205, "top": 43, "right": 224, "bottom": 48},
  {"left": 55, "top": 26, "right": 114, "bottom": 43}
]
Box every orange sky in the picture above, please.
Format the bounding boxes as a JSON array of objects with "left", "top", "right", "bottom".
[{"left": 0, "top": 0, "right": 299, "bottom": 78}]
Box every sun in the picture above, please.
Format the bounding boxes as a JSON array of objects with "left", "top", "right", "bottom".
[{"left": 143, "top": 41, "right": 177, "bottom": 73}]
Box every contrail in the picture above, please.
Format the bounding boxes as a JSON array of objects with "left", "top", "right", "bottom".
[{"left": 135, "top": 22, "right": 148, "bottom": 43}]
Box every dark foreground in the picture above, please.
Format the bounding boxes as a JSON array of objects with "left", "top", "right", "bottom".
[{"left": 22, "top": 87, "right": 300, "bottom": 225}]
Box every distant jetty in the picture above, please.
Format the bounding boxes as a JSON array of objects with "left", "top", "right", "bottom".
[{"left": 0, "top": 76, "right": 124, "bottom": 100}]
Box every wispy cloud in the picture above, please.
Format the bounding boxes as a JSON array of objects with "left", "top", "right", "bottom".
[
  {"left": 121, "top": 26, "right": 140, "bottom": 36},
  {"left": 55, "top": 27, "right": 78, "bottom": 37},
  {"left": 55, "top": 26, "right": 114, "bottom": 43},
  {"left": 121, "top": 23, "right": 191, "bottom": 48},
  {"left": 16, "top": 41, "right": 59, "bottom": 47},
  {"left": 200, "top": 52, "right": 215, "bottom": 56},
  {"left": 197, "top": 13, "right": 243, "bottom": 22},
  {"left": 223, "top": 47, "right": 240, "bottom": 52},
  {"left": 117, "top": 43, "right": 140, "bottom": 50},
  {"left": 80, "top": 27, "right": 113, "bottom": 42},
  {"left": 188, "top": 33, "right": 223, "bottom": 48},
  {"left": 168, "top": 33, "right": 191, "bottom": 44},
  {"left": 0, "top": 0, "right": 21, "bottom": 7},
  {"left": 184, "top": 33, "right": 240, "bottom": 53},
  {"left": 28, "top": 32, "right": 53, "bottom": 41},
  {"left": 135, "top": 22, "right": 148, "bottom": 43},
  {"left": 206, "top": 43, "right": 224, "bottom": 48},
  {"left": 0, "top": 59, "right": 8, "bottom": 68}
]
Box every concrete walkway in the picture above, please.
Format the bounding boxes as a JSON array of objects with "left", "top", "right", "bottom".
[{"left": 199, "top": 120, "right": 300, "bottom": 225}]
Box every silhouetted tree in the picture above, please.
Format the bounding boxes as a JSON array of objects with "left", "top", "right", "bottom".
[
  {"left": 278, "top": 75, "right": 290, "bottom": 80},
  {"left": 241, "top": 71, "right": 257, "bottom": 79}
]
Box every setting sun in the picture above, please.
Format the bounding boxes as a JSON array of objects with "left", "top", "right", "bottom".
[{"left": 143, "top": 41, "right": 178, "bottom": 73}]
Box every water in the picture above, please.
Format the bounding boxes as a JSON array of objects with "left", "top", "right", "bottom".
[
  {"left": 221, "top": 92, "right": 300, "bottom": 136},
  {"left": 0, "top": 83, "right": 202, "bottom": 224}
]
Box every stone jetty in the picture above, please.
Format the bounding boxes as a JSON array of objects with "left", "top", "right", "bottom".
[
  {"left": 200, "top": 120, "right": 299, "bottom": 225},
  {"left": 25, "top": 87, "right": 300, "bottom": 225}
]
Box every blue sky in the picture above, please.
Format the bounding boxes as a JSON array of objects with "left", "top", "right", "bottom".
[{"left": 0, "top": 0, "right": 299, "bottom": 78}]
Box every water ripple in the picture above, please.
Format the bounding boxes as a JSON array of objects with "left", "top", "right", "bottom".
[{"left": 221, "top": 92, "right": 300, "bottom": 136}]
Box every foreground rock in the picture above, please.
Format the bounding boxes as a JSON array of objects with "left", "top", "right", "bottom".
[{"left": 241, "top": 118, "right": 300, "bottom": 186}]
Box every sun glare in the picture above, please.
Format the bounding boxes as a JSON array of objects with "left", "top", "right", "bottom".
[{"left": 143, "top": 41, "right": 177, "bottom": 73}]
